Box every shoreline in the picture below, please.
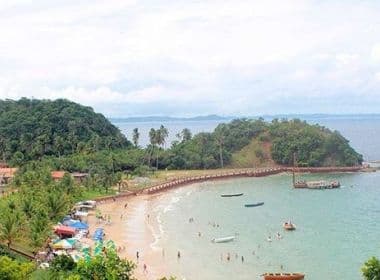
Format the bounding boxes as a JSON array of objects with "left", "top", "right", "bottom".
[
  {"left": 89, "top": 166, "right": 366, "bottom": 279},
  {"left": 88, "top": 194, "right": 170, "bottom": 280}
]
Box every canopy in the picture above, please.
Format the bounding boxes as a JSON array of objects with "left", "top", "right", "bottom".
[
  {"left": 92, "top": 228, "right": 104, "bottom": 241},
  {"left": 52, "top": 239, "right": 73, "bottom": 249},
  {"left": 74, "top": 211, "right": 89, "bottom": 217},
  {"left": 54, "top": 225, "right": 76, "bottom": 236},
  {"left": 68, "top": 221, "right": 89, "bottom": 230}
]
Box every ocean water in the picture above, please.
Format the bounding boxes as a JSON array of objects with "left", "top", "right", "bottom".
[
  {"left": 148, "top": 172, "right": 380, "bottom": 280},
  {"left": 112, "top": 116, "right": 380, "bottom": 161},
  {"left": 111, "top": 116, "right": 380, "bottom": 279}
]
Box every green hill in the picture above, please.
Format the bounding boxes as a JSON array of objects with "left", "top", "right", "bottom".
[
  {"left": 0, "top": 98, "right": 129, "bottom": 163},
  {"left": 167, "top": 118, "right": 363, "bottom": 169}
]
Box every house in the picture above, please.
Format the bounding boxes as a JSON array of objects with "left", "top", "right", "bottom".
[
  {"left": 51, "top": 171, "right": 66, "bottom": 181},
  {"left": 0, "top": 168, "right": 18, "bottom": 186},
  {"left": 72, "top": 172, "right": 89, "bottom": 183}
]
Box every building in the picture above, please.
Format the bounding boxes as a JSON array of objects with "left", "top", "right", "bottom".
[{"left": 0, "top": 168, "right": 18, "bottom": 186}]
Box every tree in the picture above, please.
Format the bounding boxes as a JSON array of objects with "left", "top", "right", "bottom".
[
  {"left": 214, "top": 124, "right": 227, "bottom": 168},
  {"left": 0, "top": 210, "right": 21, "bottom": 248},
  {"left": 132, "top": 128, "right": 140, "bottom": 147},
  {"left": 362, "top": 257, "right": 380, "bottom": 280},
  {"left": 148, "top": 128, "right": 157, "bottom": 167},
  {"left": 46, "top": 192, "right": 69, "bottom": 220},
  {"left": 181, "top": 128, "right": 192, "bottom": 142},
  {"left": 75, "top": 247, "right": 136, "bottom": 280},
  {"left": 153, "top": 125, "right": 169, "bottom": 169},
  {"left": 0, "top": 256, "right": 34, "bottom": 280}
]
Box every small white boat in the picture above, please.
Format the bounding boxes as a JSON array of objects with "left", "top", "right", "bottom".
[{"left": 212, "top": 236, "right": 235, "bottom": 243}]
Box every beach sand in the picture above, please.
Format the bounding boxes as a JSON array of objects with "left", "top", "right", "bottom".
[{"left": 87, "top": 194, "right": 169, "bottom": 280}]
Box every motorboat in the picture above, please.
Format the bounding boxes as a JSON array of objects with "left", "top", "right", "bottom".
[
  {"left": 283, "top": 221, "right": 296, "bottom": 231},
  {"left": 262, "top": 273, "right": 305, "bottom": 280},
  {"left": 221, "top": 193, "right": 243, "bottom": 197},
  {"left": 245, "top": 202, "right": 264, "bottom": 207},
  {"left": 212, "top": 236, "right": 235, "bottom": 243}
]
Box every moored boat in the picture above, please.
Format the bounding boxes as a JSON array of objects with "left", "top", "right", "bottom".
[
  {"left": 221, "top": 193, "right": 243, "bottom": 197},
  {"left": 262, "top": 273, "right": 305, "bottom": 280},
  {"left": 283, "top": 221, "right": 296, "bottom": 230},
  {"left": 245, "top": 202, "right": 264, "bottom": 207},
  {"left": 212, "top": 236, "right": 235, "bottom": 243}
]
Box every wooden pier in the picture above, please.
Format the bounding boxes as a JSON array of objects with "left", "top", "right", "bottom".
[{"left": 142, "top": 166, "right": 363, "bottom": 195}]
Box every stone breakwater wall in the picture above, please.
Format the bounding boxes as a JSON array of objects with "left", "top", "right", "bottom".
[{"left": 143, "top": 166, "right": 363, "bottom": 195}]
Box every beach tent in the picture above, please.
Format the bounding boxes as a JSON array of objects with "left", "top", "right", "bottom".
[
  {"left": 63, "top": 219, "right": 80, "bottom": 226},
  {"left": 68, "top": 221, "right": 89, "bottom": 230},
  {"left": 52, "top": 239, "right": 74, "bottom": 249},
  {"left": 92, "top": 228, "right": 104, "bottom": 241},
  {"left": 54, "top": 225, "right": 76, "bottom": 237}
]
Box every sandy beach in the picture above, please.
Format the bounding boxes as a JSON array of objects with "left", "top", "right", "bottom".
[{"left": 87, "top": 194, "right": 169, "bottom": 280}]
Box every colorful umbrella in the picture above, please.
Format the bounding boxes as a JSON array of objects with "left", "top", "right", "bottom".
[{"left": 52, "top": 239, "right": 73, "bottom": 249}]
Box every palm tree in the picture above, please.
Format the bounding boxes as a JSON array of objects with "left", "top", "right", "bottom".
[
  {"left": 0, "top": 210, "right": 20, "bottom": 248},
  {"left": 132, "top": 128, "right": 140, "bottom": 147},
  {"left": 214, "top": 125, "right": 227, "bottom": 168},
  {"left": 46, "top": 192, "right": 68, "bottom": 220},
  {"left": 148, "top": 128, "right": 158, "bottom": 167},
  {"left": 154, "top": 125, "right": 168, "bottom": 169},
  {"left": 181, "top": 128, "right": 192, "bottom": 142}
]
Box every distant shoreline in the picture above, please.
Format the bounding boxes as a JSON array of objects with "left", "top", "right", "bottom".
[{"left": 109, "top": 113, "right": 380, "bottom": 123}]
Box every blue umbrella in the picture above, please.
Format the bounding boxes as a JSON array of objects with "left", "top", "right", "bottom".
[{"left": 68, "top": 221, "right": 89, "bottom": 230}]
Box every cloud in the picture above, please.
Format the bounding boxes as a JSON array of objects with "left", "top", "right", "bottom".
[{"left": 0, "top": 0, "right": 380, "bottom": 116}]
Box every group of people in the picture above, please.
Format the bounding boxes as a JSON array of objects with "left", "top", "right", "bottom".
[
  {"left": 267, "top": 232, "right": 283, "bottom": 242},
  {"left": 221, "top": 252, "right": 245, "bottom": 263}
]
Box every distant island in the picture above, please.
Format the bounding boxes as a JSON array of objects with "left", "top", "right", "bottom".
[
  {"left": 110, "top": 113, "right": 380, "bottom": 123},
  {"left": 110, "top": 114, "right": 231, "bottom": 122}
]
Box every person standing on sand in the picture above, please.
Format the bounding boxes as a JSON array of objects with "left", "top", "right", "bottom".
[
  {"left": 227, "top": 253, "right": 230, "bottom": 261},
  {"left": 143, "top": 263, "right": 147, "bottom": 273},
  {"left": 136, "top": 251, "right": 139, "bottom": 261},
  {"left": 177, "top": 251, "right": 181, "bottom": 260},
  {"left": 124, "top": 203, "right": 128, "bottom": 208},
  {"left": 241, "top": 256, "right": 244, "bottom": 263}
]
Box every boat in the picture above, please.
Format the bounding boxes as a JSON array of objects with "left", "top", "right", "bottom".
[
  {"left": 292, "top": 153, "right": 340, "bottom": 189},
  {"left": 245, "top": 202, "right": 264, "bottom": 207},
  {"left": 283, "top": 221, "right": 296, "bottom": 231},
  {"left": 221, "top": 193, "right": 243, "bottom": 197},
  {"left": 262, "top": 272, "right": 305, "bottom": 280},
  {"left": 294, "top": 180, "right": 340, "bottom": 189},
  {"left": 212, "top": 236, "right": 235, "bottom": 243}
]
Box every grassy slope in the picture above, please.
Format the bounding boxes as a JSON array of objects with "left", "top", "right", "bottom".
[{"left": 229, "top": 138, "right": 278, "bottom": 168}]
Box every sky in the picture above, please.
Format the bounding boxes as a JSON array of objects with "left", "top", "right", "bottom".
[{"left": 0, "top": 0, "right": 380, "bottom": 117}]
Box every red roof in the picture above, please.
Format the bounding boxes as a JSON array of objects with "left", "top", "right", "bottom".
[
  {"left": 51, "top": 171, "right": 66, "bottom": 180},
  {"left": 0, "top": 168, "right": 18, "bottom": 178},
  {"left": 54, "top": 225, "right": 76, "bottom": 235}
]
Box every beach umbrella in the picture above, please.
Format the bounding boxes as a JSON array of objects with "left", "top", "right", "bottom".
[
  {"left": 105, "top": 240, "right": 116, "bottom": 250},
  {"left": 94, "top": 246, "right": 103, "bottom": 256},
  {"left": 68, "top": 221, "right": 89, "bottom": 230},
  {"left": 52, "top": 239, "right": 73, "bottom": 249}
]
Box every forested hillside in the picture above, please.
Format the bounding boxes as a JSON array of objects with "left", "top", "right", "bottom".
[
  {"left": 165, "top": 118, "right": 363, "bottom": 169},
  {"left": 0, "top": 98, "right": 129, "bottom": 163}
]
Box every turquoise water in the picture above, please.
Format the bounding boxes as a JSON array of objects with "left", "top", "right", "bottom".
[{"left": 149, "top": 172, "right": 380, "bottom": 280}]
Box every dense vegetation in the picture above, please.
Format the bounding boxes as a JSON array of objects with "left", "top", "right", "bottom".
[
  {"left": 0, "top": 98, "right": 129, "bottom": 164},
  {"left": 28, "top": 118, "right": 362, "bottom": 175},
  {"left": 162, "top": 118, "right": 362, "bottom": 169},
  {"left": 362, "top": 257, "right": 380, "bottom": 280},
  {"left": 0, "top": 98, "right": 362, "bottom": 172}
]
